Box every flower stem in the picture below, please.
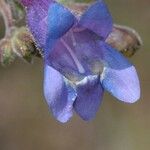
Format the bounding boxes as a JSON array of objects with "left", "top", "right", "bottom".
[{"left": 0, "top": 0, "right": 14, "bottom": 37}]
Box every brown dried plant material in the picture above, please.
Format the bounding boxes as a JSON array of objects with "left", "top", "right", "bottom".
[{"left": 106, "top": 24, "right": 142, "bottom": 57}]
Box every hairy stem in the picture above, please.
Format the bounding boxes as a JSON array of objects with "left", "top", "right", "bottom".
[{"left": 0, "top": 0, "right": 14, "bottom": 37}]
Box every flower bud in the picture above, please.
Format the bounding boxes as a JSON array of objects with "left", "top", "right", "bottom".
[
  {"left": 11, "top": 27, "right": 37, "bottom": 63},
  {"left": 106, "top": 25, "right": 142, "bottom": 57},
  {"left": 0, "top": 39, "right": 16, "bottom": 66}
]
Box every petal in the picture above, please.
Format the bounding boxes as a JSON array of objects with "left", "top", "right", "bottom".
[
  {"left": 74, "top": 75, "right": 103, "bottom": 121},
  {"left": 45, "top": 2, "right": 76, "bottom": 56},
  {"left": 43, "top": 64, "right": 76, "bottom": 123},
  {"left": 26, "top": 0, "right": 54, "bottom": 49},
  {"left": 47, "top": 2, "right": 76, "bottom": 39},
  {"left": 100, "top": 42, "right": 140, "bottom": 103},
  {"left": 79, "top": 0, "right": 113, "bottom": 40},
  {"left": 46, "top": 28, "right": 104, "bottom": 81}
]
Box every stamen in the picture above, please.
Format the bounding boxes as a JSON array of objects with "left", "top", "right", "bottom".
[
  {"left": 70, "top": 31, "right": 76, "bottom": 47},
  {"left": 61, "top": 39, "right": 85, "bottom": 74}
]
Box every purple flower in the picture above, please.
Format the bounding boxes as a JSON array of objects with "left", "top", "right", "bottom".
[{"left": 21, "top": 0, "right": 140, "bottom": 123}]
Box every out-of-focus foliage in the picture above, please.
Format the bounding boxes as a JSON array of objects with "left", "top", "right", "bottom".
[{"left": 6, "top": 0, "right": 25, "bottom": 25}]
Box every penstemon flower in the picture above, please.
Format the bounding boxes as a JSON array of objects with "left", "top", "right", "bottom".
[{"left": 21, "top": 0, "right": 140, "bottom": 123}]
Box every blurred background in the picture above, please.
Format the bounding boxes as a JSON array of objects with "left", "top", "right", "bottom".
[{"left": 0, "top": 0, "right": 149, "bottom": 150}]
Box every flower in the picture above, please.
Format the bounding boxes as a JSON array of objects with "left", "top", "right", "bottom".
[{"left": 21, "top": 0, "right": 140, "bottom": 123}]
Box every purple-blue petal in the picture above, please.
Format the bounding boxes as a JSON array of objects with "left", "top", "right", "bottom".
[
  {"left": 74, "top": 75, "right": 103, "bottom": 121},
  {"left": 45, "top": 28, "right": 103, "bottom": 81},
  {"left": 45, "top": 2, "right": 76, "bottom": 56},
  {"left": 47, "top": 2, "right": 76, "bottom": 39},
  {"left": 100, "top": 42, "right": 140, "bottom": 103},
  {"left": 79, "top": 0, "right": 113, "bottom": 40},
  {"left": 43, "top": 64, "right": 76, "bottom": 123}
]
